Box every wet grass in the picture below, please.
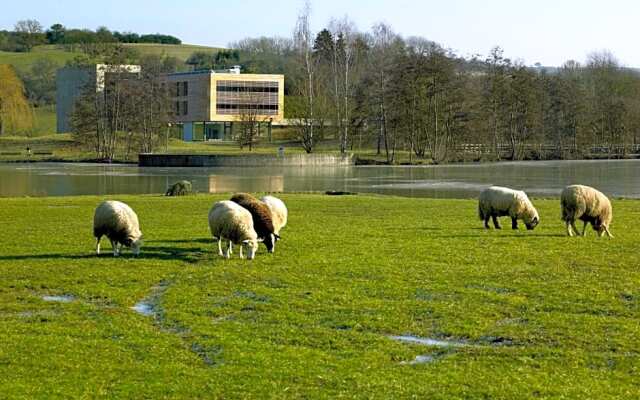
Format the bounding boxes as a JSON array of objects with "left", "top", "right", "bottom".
[{"left": 0, "top": 194, "right": 638, "bottom": 399}]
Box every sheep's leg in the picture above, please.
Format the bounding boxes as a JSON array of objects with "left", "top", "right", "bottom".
[
  {"left": 239, "top": 244, "right": 244, "bottom": 259},
  {"left": 95, "top": 236, "right": 101, "bottom": 255},
  {"left": 216, "top": 238, "right": 223, "bottom": 256},
  {"left": 492, "top": 215, "right": 501, "bottom": 229},
  {"left": 604, "top": 227, "right": 614, "bottom": 238},
  {"left": 571, "top": 221, "right": 580, "bottom": 237},
  {"left": 511, "top": 217, "right": 518, "bottom": 230},
  {"left": 229, "top": 241, "right": 233, "bottom": 255},
  {"left": 111, "top": 239, "right": 119, "bottom": 256},
  {"left": 483, "top": 216, "right": 491, "bottom": 229},
  {"left": 224, "top": 242, "right": 231, "bottom": 259},
  {"left": 581, "top": 221, "right": 588, "bottom": 237},
  {"left": 565, "top": 221, "right": 574, "bottom": 236}
]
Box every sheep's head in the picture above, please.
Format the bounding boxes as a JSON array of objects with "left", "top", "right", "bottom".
[
  {"left": 523, "top": 212, "right": 539, "bottom": 230},
  {"left": 243, "top": 239, "right": 258, "bottom": 260},
  {"left": 593, "top": 218, "right": 607, "bottom": 235},
  {"left": 263, "top": 233, "right": 276, "bottom": 253},
  {"left": 525, "top": 215, "right": 539, "bottom": 230},
  {"left": 125, "top": 235, "right": 143, "bottom": 256}
]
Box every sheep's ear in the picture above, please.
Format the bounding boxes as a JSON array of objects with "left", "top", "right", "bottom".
[{"left": 274, "top": 234, "right": 281, "bottom": 241}]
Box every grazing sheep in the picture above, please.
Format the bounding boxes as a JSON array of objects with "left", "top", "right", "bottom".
[
  {"left": 478, "top": 186, "right": 540, "bottom": 230},
  {"left": 230, "top": 193, "right": 278, "bottom": 253},
  {"left": 93, "top": 201, "right": 143, "bottom": 256},
  {"left": 561, "top": 184, "right": 613, "bottom": 238},
  {"left": 260, "top": 195, "right": 288, "bottom": 235},
  {"left": 166, "top": 180, "right": 192, "bottom": 196},
  {"left": 208, "top": 200, "right": 258, "bottom": 260}
]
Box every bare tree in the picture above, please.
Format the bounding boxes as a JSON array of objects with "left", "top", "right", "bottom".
[
  {"left": 14, "top": 19, "right": 44, "bottom": 52},
  {"left": 293, "top": 0, "right": 318, "bottom": 152},
  {"left": 330, "top": 17, "right": 359, "bottom": 154},
  {"left": 236, "top": 94, "right": 264, "bottom": 151}
]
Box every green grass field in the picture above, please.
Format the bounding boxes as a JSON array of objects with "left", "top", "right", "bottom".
[
  {"left": 121, "top": 43, "right": 221, "bottom": 61},
  {"left": 0, "top": 45, "right": 81, "bottom": 73},
  {"left": 0, "top": 43, "right": 220, "bottom": 73},
  {"left": 0, "top": 194, "right": 638, "bottom": 398}
]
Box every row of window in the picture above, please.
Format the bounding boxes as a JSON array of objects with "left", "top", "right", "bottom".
[
  {"left": 216, "top": 104, "right": 279, "bottom": 111},
  {"left": 216, "top": 86, "right": 279, "bottom": 93},
  {"left": 175, "top": 101, "right": 188, "bottom": 116},
  {"left": 175, "top": 81, "right": 188, "bottom": 97}
]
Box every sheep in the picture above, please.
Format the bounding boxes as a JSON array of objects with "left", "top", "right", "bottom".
[
  {"left": 93, "top": 200, "right": 143, "bottom": 256},
  {"left": 260, "top": 195, "right": 288, "bottom": 235},
  {"left": 561, "top": 184, "right": 613, "bottom": 238},
  {"left": 230, "top": 193, "right": 279, "bottom": 253},
  {"left": 478, "top": 186, "right": 540, "bottom": 230},
  {"left": 166, "top": 180, "right": 192, "bottom": 196},
  {"left": 208, "top": 200, "right": 258, "bottom": 260}
]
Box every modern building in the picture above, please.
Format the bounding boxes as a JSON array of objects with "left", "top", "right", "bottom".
[
  {"left": 165, "top": 67, "right": 285, "bottom": 141},
  {"left": 56, "top": 64, "right": 141, "bottom": 133}
]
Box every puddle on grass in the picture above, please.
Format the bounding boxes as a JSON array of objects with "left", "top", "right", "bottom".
[
  {"left": 390, "top": 335, "right": 467, "bottom": 348},
  {"left": 401, "top": 355, "right": 436, "bottom": 365},
  {"left": 42, "top": 295, "right": 74, "bottom": 303},
  {"left": 131, "top": 301, "right": 155, "bottom": 316},
  {"left": 130, "top": 282, "right": 169, "bottom": 318}
]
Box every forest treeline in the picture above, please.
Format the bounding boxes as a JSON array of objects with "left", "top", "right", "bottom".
[
  {"left": 224, "top": 5, "right": 640, "bottom": 161},
  {"left": 0, "top": 20, "right": 180, "bottom": 53},
  {"left": 3, "top": 9, "right": 640, "bottom": 162}
]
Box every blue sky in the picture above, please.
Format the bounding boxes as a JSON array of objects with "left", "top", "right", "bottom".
[{"left": 1, "top": 0, "right": 637, "bottom": 67}]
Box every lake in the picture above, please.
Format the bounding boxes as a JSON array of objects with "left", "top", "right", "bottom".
[{"left": 0, "top": 159, "right": 638, "bottom": 198}]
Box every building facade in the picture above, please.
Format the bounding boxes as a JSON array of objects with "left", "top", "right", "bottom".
[
  {"left": 165, "top": 68, "right": 285, "bottom": 141},
  {"left": 56, "top": 64, "right": 141, "bottom": 133}
]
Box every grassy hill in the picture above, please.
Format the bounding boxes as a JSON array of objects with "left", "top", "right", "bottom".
[
  {"left": 0, "top": 45, "right": 81, "bottom": 73},
  {"left": 122, "top": 43, "right": 221, "bottom": 61},
  {"left": 0, "top": 43, "right": 220, "bottom": 74}
]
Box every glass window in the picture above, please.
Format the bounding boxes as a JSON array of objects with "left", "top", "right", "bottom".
[
  {"left": 182, "top": 101, "right": 188, "bottom": 116},
  {"left": 183, "top": 81, "right": 188, "bottom": 96}
]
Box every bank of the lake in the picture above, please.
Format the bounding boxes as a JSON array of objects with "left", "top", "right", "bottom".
[
  {"left": 1, "top": 159, "right": 639, "bottom": 198},
  {"left": 0, "top": 194, "right": 638, "bottom": 398}
]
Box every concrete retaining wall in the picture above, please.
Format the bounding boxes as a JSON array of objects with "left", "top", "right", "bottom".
[{"left": 138, "top": 153, "right": 355, "bottom": 167}]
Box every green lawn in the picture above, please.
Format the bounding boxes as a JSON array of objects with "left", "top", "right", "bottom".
[
  {"left": 0, "top": 194, "right": 638, "bottom": 398},
  {"left": 0, "top": 45, "right": 81, "bottom": 74},
  {"left": 0, "top": 43, "right": 220, "bottom": 75},
  {"left": 122, "top": 43, "right": 221, "bottom": 61}
]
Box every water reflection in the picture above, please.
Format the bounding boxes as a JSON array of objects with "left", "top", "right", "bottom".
[
  {"left": 208, "top": 175, "right": 284, "bottom": 193},
  {"left": 0, "top": 159, "right": 638, "bottom": 198}
]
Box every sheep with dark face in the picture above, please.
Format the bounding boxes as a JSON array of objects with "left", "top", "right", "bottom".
[
  {"left": 478, "top": 186, "right": 540, "bottom": 230},
  {"left": 208, "top": 201, "right": 258, "bottom": 260},
  {"left": 230, "top": 193, "right": 278, "bottom": 253},
  {"left": 93, "top": 201, "right": 143, "bottom": 256},
  {"left": 166, "top": 180, "right": 192, "bottom": 196},
  {"left": 561, "top": 184, "right": 613, "bottom": 238}
]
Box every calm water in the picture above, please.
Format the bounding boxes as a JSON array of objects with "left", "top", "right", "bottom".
[{"left": 0, "top": 160, "right": 638, "bottom": 198}]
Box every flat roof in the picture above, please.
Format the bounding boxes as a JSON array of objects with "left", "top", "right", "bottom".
[{"left": 167, "top": 70, "right": 283, "bottom": 77}]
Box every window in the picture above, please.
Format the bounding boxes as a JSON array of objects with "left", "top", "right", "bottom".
[
  {"left": 175, "top": 82, "right": 181, "bottom": 97},
  {"left": 175, "top": 101, "right": 180, "bottom": 115},
  {"left": 182, "top": 101, "right": 188, "bottom": 116},
  {"left": 183, "top": 81, "right": 188, "bottom": 96}
]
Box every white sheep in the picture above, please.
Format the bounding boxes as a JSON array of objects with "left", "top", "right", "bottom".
[
  {"left": 260, "top": 195, "right": 288, "bottom": 235},
  {"left": 93, "top": 200, "right": 143, "bottom": 256},
  {"left": 208, "top": 200, "right": 258, "bottom": 260},
  {"left": 478, "top": 186, "right": 540, "bottom": 230},
  {"left": 561, "top": 184, "right": 613, "bottom": 238}
]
